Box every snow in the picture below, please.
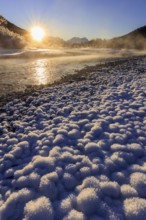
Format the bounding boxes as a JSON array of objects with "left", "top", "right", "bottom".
[
  {"left": 24, "top": 196, "right": 54, "bottom": 220},
  {"left": 124, "top": 198, "right": 146, "bottom": 220},
  {"left": 64, "top": 209, "right": 85, "bottom": 220},
  {"left": 130, "top": 172, "right": 146, "bottom": 197},
  {"left": 39, "top": 174, "right": 58, "bottom": 200},
  {"left": 100, "top": 181, "right": 121, "bottom": 199},
  {"left": 0, "top": 56, "right": 146, "bottom": 219},
  {"left": 76, "top": 188, "right": 100, "bottom": 215}
]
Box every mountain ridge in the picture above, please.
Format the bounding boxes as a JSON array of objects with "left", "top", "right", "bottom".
[
  {"left": 67, "top": 37, "right": 89, "bottom": 45},
  {"left": 0, "top": 15, "right": 146, "bottom": 49},
  {"left": 0, "top": 15, "right": 28, "bottom": 36}
]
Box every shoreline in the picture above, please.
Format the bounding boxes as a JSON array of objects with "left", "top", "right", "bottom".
[
  {"left": 0, "top": 54, "right": 146, "bottom": 110},
  {"left": 0, "top": 52, "right": 146, "bottom": 219}
]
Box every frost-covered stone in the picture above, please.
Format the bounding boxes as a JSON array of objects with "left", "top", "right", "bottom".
[
  {"left": 124, "top": 198, "right": 146, "bottom": 220},
  {"left": 24, "top": 197, "right": 54, "bottom": 220},
  {"left": 130, "top": 172, "right": 146, "bottom": 197},
  {"left": 100, "top": 181, "right": 120, "bottom": 198},
  {"left": 32, "top": 156, "right": 55, "bottom": 171},
  {"left": 85, "top": 142, "right": 99, "bottom": 153},
  {"left": 63, "top": 173, "right": 77, "bottom": 190},
  {"left": 121, "top": 184, "right": 138, "bottom": 198},
  {"left": 40, "top": 175, "right": 58, "bottom": 200},
  {"left": 0, "top": 188, "right": 34, "bottom": 220},
  {"left": 77, "top": 188, "right": 100, "bottom": 214},
  {"left": 64, "top": 209, "right": 85, "bottom": 220}
]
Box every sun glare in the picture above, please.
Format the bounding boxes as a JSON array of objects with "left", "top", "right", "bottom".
[{"left": 31, "top": 26, "right": 45, "bottom": 42}]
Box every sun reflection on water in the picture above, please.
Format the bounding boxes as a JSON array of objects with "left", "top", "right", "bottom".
[{"left": 35, "top": 59, "right": 47, "bottom": 85}]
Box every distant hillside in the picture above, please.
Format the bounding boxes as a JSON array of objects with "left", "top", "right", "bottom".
[
  {"left": 110, "top": 26, "right": 146, "bottom": 49},
  {"left": 0, "top": 16, "right": 28, "bottom": 36},
  {"left": 67, "top": 27, "right": 146, "bottom": 49},
  {"left": 0, "top": 16, "right": 28, "bottom": 48},
  {"left": 121, "top": 26, "right": 146, "bottom": 39},
  {"left": 67, "top": 37, "right": 89, "bottom": 45},
  {"left": 44, "top": 36, "right": 66, "bottom": 48},
  {"left": 89, "top": 26, "right": 146, "bottom": 49},
  {"left": 0, "top": 15, "right": 66, "bottom": 49}
]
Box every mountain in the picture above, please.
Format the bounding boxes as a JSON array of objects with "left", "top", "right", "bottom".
[
  {"left": 119, "top": 26, "right": 146, "bottom": 40},
  {"left": 0, "top": 16, "right": 66, "bottom": 48},
  {"left": 67, "top": 27, "right": 146, "bottom": 49},
  {"left": 109, "top": 26, "right": 146, "bottom": 49},
  {"left": 44, "top": 36, "right": 66, "bottom": 48},
  {"left": 0, "top": 15, "right": 28, "bottom": 36},
  {"left": 0, "top": 16, "right": 28, "bottom": 48},
  {"left": 67, "top": 37, "right": 89, "bottom": 45},
  {"left": 89, "top": 26, "right": 146, "bottom": 50},
  {"left": 0, "top": 15, "right": 146, "bottom": 50}
]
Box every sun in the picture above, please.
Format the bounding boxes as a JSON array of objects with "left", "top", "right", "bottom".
[{"left": 31, "top": 26, "right": 45, "bottom": 42}]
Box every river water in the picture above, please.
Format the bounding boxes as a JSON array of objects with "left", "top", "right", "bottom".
[{"left": 0, "top": 48, "right": 145, "bottom": 96}]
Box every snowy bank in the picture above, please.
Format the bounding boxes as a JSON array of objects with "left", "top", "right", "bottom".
[{"left": 0, "top": 56, "right": 146, "bottom": 219}]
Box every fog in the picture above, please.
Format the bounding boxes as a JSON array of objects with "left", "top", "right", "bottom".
[
  {"left": 0, "top": 47, "right": 145, "bottom": 59},
  {"left": 0, "top": 48, "right": 146, "bottom": 96}
]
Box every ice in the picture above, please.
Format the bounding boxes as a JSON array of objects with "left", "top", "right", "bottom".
[{"left": 0, "top": 56, "right": 146, "bottom": 219}]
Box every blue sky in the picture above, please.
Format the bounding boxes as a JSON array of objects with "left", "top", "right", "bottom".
[{"left": 0, "top": 0, "right": 146, "bottom": 40}]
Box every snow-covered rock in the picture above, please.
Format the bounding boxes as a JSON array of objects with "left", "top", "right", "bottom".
[{"left": 1, "top": 56, "right": 146, "bottom": 219}]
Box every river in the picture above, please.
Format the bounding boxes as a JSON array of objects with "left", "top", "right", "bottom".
[{"left": 0, "top": 48, "right": 145, "bottom": 96}]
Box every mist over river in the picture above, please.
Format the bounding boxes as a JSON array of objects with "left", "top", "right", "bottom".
[{"left": 0, "top": 48, "right": 145, "bottom": 96}]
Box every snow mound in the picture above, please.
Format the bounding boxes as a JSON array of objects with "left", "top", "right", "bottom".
[
  {"left": 130, "top": 172, "right": 146, "bottom": 197},
  {"left": 124, "top": 198, "right": 146, "bottom": 220},
  {"left": 24, "top": 197, "right": 54, "bottom": 220},
  {"left": 77, "top": 188, "right": 100, "bottom": 215},
  {"left": 64, "top": 209, "right": 85, "bottom": 220}
]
